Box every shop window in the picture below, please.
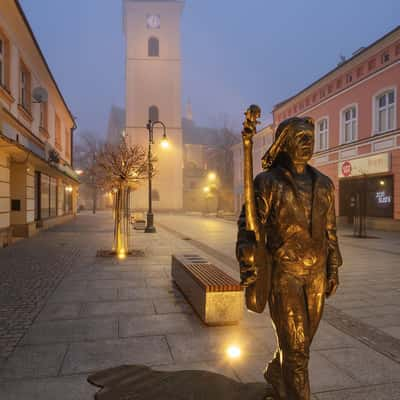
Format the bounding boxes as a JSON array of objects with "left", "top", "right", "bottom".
[
  {"left": 374, "top": 89, "right": 396, "bottom": 134},
  {"left": 341, "top": 105, "right": 357, "bottom": 143},
  {"left": 149, "top": 105, "right": 159, "bottom": 122},
  {"left": 339, "top": 176, "right": 393, "bottom": 218},
  {"left": 316, "top": 118, "right": 328, "bottom": 151},
  {"left": 19, "top": 60, "right": 31, "bottom": 112},
  {"left": 148, "top": 37, "right": 159, "bottom": 57}
]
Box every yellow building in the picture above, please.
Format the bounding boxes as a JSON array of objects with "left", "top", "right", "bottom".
[{"left": 0, "top": 0, "right": 78, "bottom": 245}]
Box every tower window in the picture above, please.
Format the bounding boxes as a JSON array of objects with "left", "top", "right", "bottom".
[
  {"left": 149, "top": 105, "right": 159, "bottom": 122},
  {"left": 148, "top": 37, "right": 159, "bottom": 57}
]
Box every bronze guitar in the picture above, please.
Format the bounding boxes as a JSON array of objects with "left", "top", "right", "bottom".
[{"left": 241, "top": 105, "right": 272, "bottom": 313}]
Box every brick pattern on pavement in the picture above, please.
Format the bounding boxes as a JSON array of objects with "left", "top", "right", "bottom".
[{"left": 0, "top": 235, "right": 81, "bottom": 361}]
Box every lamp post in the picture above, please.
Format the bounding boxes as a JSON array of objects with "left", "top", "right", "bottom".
[{"left": 145, "top": 119, "right": 168, "bottom": 233}]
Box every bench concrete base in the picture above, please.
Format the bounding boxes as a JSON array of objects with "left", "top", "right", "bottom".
[{"left": 172, "top": 254, "right": 243, "bottom": 326}]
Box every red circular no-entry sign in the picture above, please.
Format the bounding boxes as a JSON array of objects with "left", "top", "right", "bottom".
[{"left": 342, "top": 161, "right": 352, "bottom": 177}]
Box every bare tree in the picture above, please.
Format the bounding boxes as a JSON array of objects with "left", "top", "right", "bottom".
[
  {"left": 74, "top": 132, "right": 105, "bottom": 214},
  {"left": 96, "top": 137, "right": 149, "bottom": 257}
]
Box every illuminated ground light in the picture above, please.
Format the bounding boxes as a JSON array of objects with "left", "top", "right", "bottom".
[
  {"left": 118, "top": 250, "right": 126, "bottom": 260},
  {"left": 226, "top": 345, "right": 241, "bottom": 359}
]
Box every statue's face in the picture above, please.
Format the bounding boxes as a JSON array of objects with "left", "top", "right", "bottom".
[{"left": 285, "top": 128, "right": 314, "bottom": 164}]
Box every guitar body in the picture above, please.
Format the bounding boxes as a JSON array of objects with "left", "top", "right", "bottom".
[{"left": 245, "top": 236, "right": 272, "bottom": 313}]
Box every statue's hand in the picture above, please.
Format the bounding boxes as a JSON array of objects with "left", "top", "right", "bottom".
[
  {"left": 326, "top": 269, "right": 339, "bottom": 298},
  {"left": 237, "top": 243, "right": 257, "bottom": 286}
]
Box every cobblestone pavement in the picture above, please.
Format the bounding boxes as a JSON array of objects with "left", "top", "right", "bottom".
[
  {"left": 0, "top": 214, "right": 111, "bottom": 361},
  {"left": 0, "top": 212, "right": 399, "bottom": 400}
]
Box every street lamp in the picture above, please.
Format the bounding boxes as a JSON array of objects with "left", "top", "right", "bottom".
[{"left": 145, "top": 119, "right": 168, "bottom": 233}]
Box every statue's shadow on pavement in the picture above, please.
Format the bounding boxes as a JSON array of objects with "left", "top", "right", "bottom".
[{"left": 87, "top": 365, "right": 270, "bottom": 400}]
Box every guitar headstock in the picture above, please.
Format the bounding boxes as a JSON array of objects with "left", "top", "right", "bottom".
[{"left": 242, "top": 104, "right": 261, "bottom": 139}]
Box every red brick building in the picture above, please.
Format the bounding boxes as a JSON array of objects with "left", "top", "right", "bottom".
[{"left": 273, "top": 26, "right": 400, "bottom": 229}]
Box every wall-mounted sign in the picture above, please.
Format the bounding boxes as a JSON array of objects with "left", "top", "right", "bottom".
[{"left": 338, "top": 153, "right": 390, "bottom": 178}]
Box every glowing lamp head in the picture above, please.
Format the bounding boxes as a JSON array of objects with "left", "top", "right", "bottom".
[
  {"left": 226, "top": 345, "right": 241, "bottom": 359},
  {"left": 203, "top": 186, "right": 210, "bottom": 193},
  {"left": 161, "top": 135, "right": 169, "bottom": 149},
  {"left": 380, "top": 180, "right": 385, "bottom": 186},
  {"left": 75, "top": 169, "right": 83, "bottom": 176}
]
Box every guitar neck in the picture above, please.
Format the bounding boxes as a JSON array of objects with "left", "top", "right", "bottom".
[{"left": 242, "top": 132, "right": 260, "bottom": 241}]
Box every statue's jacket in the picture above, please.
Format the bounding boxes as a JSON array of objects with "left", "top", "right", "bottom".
[{"left": 238, "top": 164, "right": 342, "bottom": 273}]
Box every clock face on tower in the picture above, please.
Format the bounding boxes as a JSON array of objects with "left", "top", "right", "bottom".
[{"left": 147, "top": 14, "right": 160, "bottom": 29}]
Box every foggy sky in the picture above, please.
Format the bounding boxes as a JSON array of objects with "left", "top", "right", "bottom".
[{"left": 19, "top": 0, "right": 400, "bottom": 136}]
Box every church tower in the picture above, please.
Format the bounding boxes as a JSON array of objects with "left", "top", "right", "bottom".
[{"left": 124, "top": 0, "right": 184, "bottom": 210}]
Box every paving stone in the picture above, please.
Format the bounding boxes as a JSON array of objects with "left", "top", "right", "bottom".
[
  {"left": 382, "top": 326, "right": 400, "bottom": 340},
  {"left": 152, "top": 298, "right": 193, "bottom": 314},
  {"left": 119, "top": 286, "right": 184, "bottom": 301},
  {"left": 37, "top": 303, "right": 82, "bottom": 321},
  {"left": 47, "top": 287, "right": 118, "bottom": 303},
  {"left": 0, "top": 374, "right": 97, "bottom": 400},
  {"left": 166, "top": 327, "right": 271, "bottom": 363},
  {"left": 312, "top": 321, "right": 363, "bottom": 350},
  {"left": 22, "top": 318, "right": 117, "bottom": 344},
  {"left": 119, "top": 313, "right": 196, "bottom": 337},
  {"left": 145, "top": 278, "right": 175, "bottom": 288},
  {"left": 86, "top": 279, "right": 146, "bottom": 289},
  {"left": 318, "top": 346, "right": 400, "bottom": 385},
  {"left": 0, "top": 344, "right": 67, "bottom": 379},
  {"left": 81, "top": 300, "right": 155, "bottom": 317},
  {"left": 61, "top": 336, "right": 172, "bottom": 374}
]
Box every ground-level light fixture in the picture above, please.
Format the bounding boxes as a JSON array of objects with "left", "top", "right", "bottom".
[
  {"left": 226, "top": 345, "right": 241, "bottom": 359},
  {"left": 208, "top": 172, "right": 217, "bottom": 182}
]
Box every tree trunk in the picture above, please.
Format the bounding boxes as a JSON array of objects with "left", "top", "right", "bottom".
[{"left": 113, "top": 185, "right": 130, "bottom": 257}]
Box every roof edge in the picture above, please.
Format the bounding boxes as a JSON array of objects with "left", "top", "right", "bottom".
[{"left": 273, "top": 25, "right": 400, "bottom": 110}]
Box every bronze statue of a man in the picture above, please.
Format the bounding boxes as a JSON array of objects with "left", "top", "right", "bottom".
[{"left": 236, "top": 116, "right": 342, "bottom": 400}]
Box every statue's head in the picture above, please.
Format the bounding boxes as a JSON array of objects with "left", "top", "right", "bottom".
[{"left": 275, "top": 117, "right": 315, "bottom": 164}]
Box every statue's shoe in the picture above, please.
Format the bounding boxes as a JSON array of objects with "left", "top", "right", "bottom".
[{"left": 263, "top": 366, "right": 286, "bottom": 400}]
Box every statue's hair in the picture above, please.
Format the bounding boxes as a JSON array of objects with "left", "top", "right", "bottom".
[{"left": 261, "top": 116, "right": 314, "bottom": 170}]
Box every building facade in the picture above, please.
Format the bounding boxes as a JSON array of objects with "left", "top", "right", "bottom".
[
  {"left": 273, "top": 26, "right": 400, "bottom": 228},
  {"left": 232, "top": 124, "right": 274, "bottom": 213},
  {"left": 124, "top": 0, "right": 184, "bottom": 211},
  {"left": 0, "top": 0, "right": 78, "bottom": 245}
]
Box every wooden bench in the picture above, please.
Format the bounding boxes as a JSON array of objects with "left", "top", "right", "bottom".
[
  {"left": 172, "top": 254, "right": 243, "bottom": 326},
  {"left": 0, "top": 227, "right": 13, "bottom": 248}
]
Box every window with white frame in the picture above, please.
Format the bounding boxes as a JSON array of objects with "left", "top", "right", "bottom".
[
  {"left": 19, "top": 62, "right": 31, "bottom": 111},
  {"left": 0, "top": 37, "right": 4, "bottom": 86},
  {"left": 375, "top": 90, "right": 395, "bottom": 134},
  {"left": 342, "top": 106, "right": 357, "bottom": 143},
  {"left": 316, "top": 118, "right": 328, "bottom": 151}
]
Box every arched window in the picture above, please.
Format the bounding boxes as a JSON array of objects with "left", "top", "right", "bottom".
[
  {"left": 148, "top": 37, "right": 159, "bottom": 57},
  {"left": 149, "top": 105, "right": 159, "bottom": 122}
]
